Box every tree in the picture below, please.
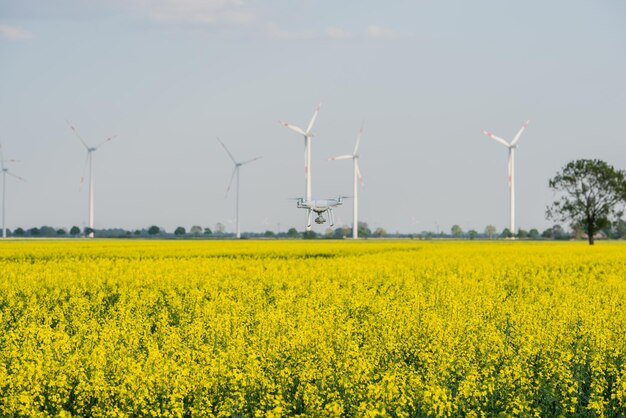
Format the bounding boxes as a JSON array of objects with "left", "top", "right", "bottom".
[
  {"left": 40, "top": 226, "right": 56, "bottom": 236},
  {"left": 517, "top": 229, "right": 529, "bottom": 238},
  {"left": 148, "top": 225, "right": 160, "bottom": 235},
  {"left": 547, "top": 159, "right": 626, "bottom": 245},
  {"left": 214, "top": 222, "right": 225, "bottom": 234},
  {"left": 451, "top": 224, "right": 463, "bottom": 237},
  {"left": 613, "top": 219, "right": 626, "bottom": 239},
  {"left": 29, "top": 227, "right": 40, "bottom": 236},
  {"left": 264, "top": 230, "right": 275, "bottom": 237},
  {"left": 70, "top": 226, "right": 81, "bottom": 236},
  {"left": 174, "top": 226, "right": 186, "bottom": 236},
  {"left": 501, "top": 228, "right": 513, "bottom": 238},
  {"left": 356, "top": 221, "right": 371, "bottom": 238},
  {"left": 468, "top": 230, "right": 478, "bottom": 240},
  {"left": 14, "top": 227, "right": 25, "bottom": 236},
  {"left": 485, "top": 225, "right": 497, "bottom": 239},
  {"left": 302, "top": 230, "right": 318, "bottom": 239},
  {"left": 528, "top": 228, "right": 540, "bottom": 239},
  {"left": 190, "top": 225, "right": 203, "bottom": 235},
  {"left": 373, "top": 227, "right": 387, "bottom": 238},
  {"left": 84, "top": 227, "right": 95, "bottom": 237},
  {"left": 56, "top": 228, "right": 67, "bottom": 236},
  {"left": 203, "top": 228, "right": 212, "bottom": 235}
]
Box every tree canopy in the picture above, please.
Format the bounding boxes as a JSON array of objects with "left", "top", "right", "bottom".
[{"left": 547, "top": 159, "right": 626, "bottom": 245}]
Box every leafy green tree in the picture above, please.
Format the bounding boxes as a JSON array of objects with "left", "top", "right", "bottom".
[
  {"left": 451, "top": 224, "right": 463, "bottom": 237},
  {"left": 356, "top": 221, "right": 371, "bottom": 238},
  {"left": 190, "top": 225, "right": 203, "bottom": 235},
  {"left": 613, "top": 219, "right": 626, "bottom": 239},
  {"left": 373, "top": 227, "right": 387, "bottom": 237},
  {"left": 547, "top": 159, "right": 626, "bottom": 245},
  {"left": 468, "top": 230, "right": 478, "bottom": 240},
  {"left": 84, "top": 227, "right": 94, "bottom": 236},
  {"left": 484, "top": 225, "right": 497, "bottom": 239},
  {"left": 40, "top": 226, "right": 56, "bottom": 236},
  {"left": 174, "top": 226, "right": 186, "bottom": 236},
  {"left": 528, "top": 228, "right": 540, "bottom": 239},
  {"left": 287, "top": 227, "right": 298, "bottom": 238},
  {"left": 56, "top": 228, "right": 67, "bottom": 235},
  {"left": 14, "top": 227, "right": 25, "bottom": 236},
  {"left": 517, "top": 229, "right": 529, "bottom": 238},
  {"left": 501, "top": 228, "right": 513, "bottom": 238},
  {"left": 203, "top": 228, "right": 212, "bottom": 235},
  {"left": 29, "top": 227, "right": 40, "bottom": 236},
  {"left": 148, "top": 225, "right": 160, "bottom": 235},
  {"left": 70, "top": 226, "right": 81, "bottom": 236},
  {"left": 264, "top": 230, "right": 275, "bottom": 237},
  {"left": 302, "top": 230, "right": 318, "bottom": 239}
]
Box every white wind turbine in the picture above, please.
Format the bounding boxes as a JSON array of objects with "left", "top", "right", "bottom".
[
  {"left": 329, "top": 124, "right": 364, "bottom": 239},
  {"left": 67, "top": 120, "right": 117, "bottom": 238},
  {"left": 279, "top": 103, "right": 321, "bottom": 204},
  {"left": 482, "top": 120, "right": 530, "bottom": 237},
  {"left": 0, "top": 143, "right": 25, "bottom": 239},
  {"left": 218, "top": 137, "right": 261, "bottom": 239}
]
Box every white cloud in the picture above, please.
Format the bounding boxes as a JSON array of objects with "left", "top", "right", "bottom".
[
  {"left": 367, "top": 25, "right": 414, "bottom": 40},
  {"left": 264, "top": 24, "right": 316, "bottom": 40},
  {"left": 326, "top": 27, "right": 351, "bottom": 40},
  {"left": 128, "top": 0, "right": 256, "bottom": 25},
  {"left": 0, "top": 24, "right": 33, "bottom": 41}
]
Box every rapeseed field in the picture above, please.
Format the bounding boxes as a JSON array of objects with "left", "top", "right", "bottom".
[{"left": 1, "top": 240, "right": 625, "bottom": 417}]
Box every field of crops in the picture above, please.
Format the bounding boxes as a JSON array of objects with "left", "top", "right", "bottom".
[{"left": 1, "top": 240, "right": 626, "bottom": 417}]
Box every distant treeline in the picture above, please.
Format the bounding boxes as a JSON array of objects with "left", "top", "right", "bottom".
[{"left": 3, "top": 220, "right": 626, "bottom": 240}]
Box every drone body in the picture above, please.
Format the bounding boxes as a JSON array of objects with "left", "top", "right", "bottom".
[{"left": 296, "top": 197, "right": 344, "bottom": 229}]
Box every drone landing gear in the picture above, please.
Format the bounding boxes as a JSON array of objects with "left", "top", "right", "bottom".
[
  {"left": 328, "top": 208, "right": 335, "bottom": 227},
  {"left": 306, "top": 209, "right": 312, "bottom": 231}
]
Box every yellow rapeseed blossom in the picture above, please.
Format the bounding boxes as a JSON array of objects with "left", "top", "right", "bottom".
[{"left": 0, "top": 240, "right": 625, "bottom": 416}]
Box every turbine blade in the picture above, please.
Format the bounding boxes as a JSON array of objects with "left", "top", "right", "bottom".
[
  {"left": 279, "top": 121, "right": 307, "bottom": 136},
  {"left": 353, "top": 123, "right": 364, "bottom": 155},
  {"left": 239, "top": 156, "right": 262, "bottom": 166},
  {"left": 7, "top": 171, "right": 26, "bottom": 182},
  {"left": 225, "top": 167, "right": 237, "bottom": 198},
  {"left": 328, "top": 155, "right": 353, "bottom": 161},
  {"left": 66, "top": 120, "right": 90, "bottom": 149},
  {"left": 95, "top": 134, "right": 118, "bottom": 149},
  {"left": 356, "top": 162, "right": 364, "bottom": 186},
  {"left": 510, "top": 120, "right": 530, "bottom": 146},
  {"left": 305, "top": 103, "right": 321, "bottom": 135},
  {"left": 217, "top": 137, "right": 237, "bottom": 165},
  {"left": 482, "top": 130, "right": 510, "bottom": 147}
]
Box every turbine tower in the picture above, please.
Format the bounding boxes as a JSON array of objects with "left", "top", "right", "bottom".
[
  {"left": 218, "top": 138, "right": 261, "bottom": 239},
  {"left": 67, "top": 120, "right": 117, "bottom": 238},
  {"left": 279, "top": 103, "right": 321, "bottom": 204},
  {"left": 482, "top": 120, "right": 529, "bottom": 237},
  {"left": 0, "top": 143, "right": 25, "bottom": 239},
  {"left": 329, "top": 124, "right": 364, "bottom": 239}
]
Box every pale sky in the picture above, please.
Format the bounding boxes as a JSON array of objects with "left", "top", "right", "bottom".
[{"left": 1, "top": 0, "right": 625, "bottom": 234}]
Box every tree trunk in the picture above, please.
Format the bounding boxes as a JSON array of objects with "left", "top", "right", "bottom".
[{"left": 587, "top": 224, "right": 595, "bottom": 245}]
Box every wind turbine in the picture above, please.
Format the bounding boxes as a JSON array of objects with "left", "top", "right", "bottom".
[
  {"left": 279, "top": 103, "right": 321, "bottom": 204},
  {"left": 0, "top": 143, "right": 25, "bottom": 239},
  {"left": 482, "top": 120, "right": 530, "bottom": 237},
  {"left": 217, "top": 137, "right": 261, "bottom": 239},
  {"left": 67, "top": 120, "right": 117, "bottom": 238},
  {"left": 329, "top": 124, "right": 364, "bottom": 239}
]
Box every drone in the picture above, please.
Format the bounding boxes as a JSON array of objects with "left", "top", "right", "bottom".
[{"left": 295, "top": 197, "right": 345, "bottom": 230}]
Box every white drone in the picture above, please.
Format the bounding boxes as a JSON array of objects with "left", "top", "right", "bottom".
[{"left": 296, "top": 197, "right": 345, "bottom": 229}]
